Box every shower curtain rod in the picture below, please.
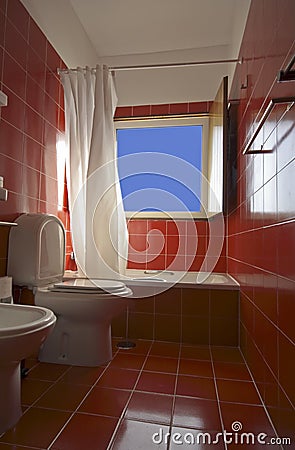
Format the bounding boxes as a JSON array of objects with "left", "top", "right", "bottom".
[{"left": 57, "top": 58, "right": 241, "bottom": 74}]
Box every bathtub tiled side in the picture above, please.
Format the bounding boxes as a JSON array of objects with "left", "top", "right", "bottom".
[{"left": 112, "top": 286, "right": 239, "bottom": 346}]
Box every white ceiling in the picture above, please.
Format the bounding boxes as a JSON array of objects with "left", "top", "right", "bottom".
[{"left": 21, "top": 0, "right": 251, "bottom": 106}]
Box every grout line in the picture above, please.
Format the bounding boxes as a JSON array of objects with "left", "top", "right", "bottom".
[
  {"left": 209, "top": 347, "right": 228, "bottom": 450},
  {"left": 238, "top": 349, "right": 284, "bottom": 449},
  {"left": 165, "top": 340, "right": 182, "bottom": 449},
  {"left": 7, "top": 341, "right": 286, "bottom": 450},
  {"left": 228, "top": 257, "right": 295, "bottom": 294},
  {"left": 46, "top": 360, "right": 111, "bottom": 450},
  {"left": 239, "top": 285, "right": 295, "bottom": 347},
  {"left": 106, "top": 339, "right": 153, "bottom": 450},
  {"left": 20, "top": 362, "right": 73, "bottom": 414}
]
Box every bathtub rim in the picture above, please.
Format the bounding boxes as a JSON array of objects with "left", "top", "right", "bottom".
[
  {"left": 64, "top": 269, "right": 239, "bottom": 290},
  {"left": 123, "top": 269, "right": 239, "bottom": 290}
]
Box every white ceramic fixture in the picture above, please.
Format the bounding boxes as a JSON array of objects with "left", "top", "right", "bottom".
[
  {"left": 0, "top": 303, "right": 56, "bottom": 434},
  {"left": 7, "top": 213, "right": 132, "bottom": 367}
]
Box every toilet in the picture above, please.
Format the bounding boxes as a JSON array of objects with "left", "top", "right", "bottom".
[{"left": 7, "top": 213, "right": 132, "bottom": 367}]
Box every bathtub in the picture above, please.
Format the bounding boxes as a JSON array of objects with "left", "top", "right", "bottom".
[
  {"left": 122, "top": 269, "right": 239, "bottom": 290},
  {"left": 63, "top": 269, "right": 240, "bottom": 344},
  {"left": 113, "top": 269, "right": 240, "bottom": 345}
]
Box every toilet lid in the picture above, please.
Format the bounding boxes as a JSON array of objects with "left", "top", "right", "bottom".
[{"left": 51, "top": 278, "right": 126, "bottom": 294}]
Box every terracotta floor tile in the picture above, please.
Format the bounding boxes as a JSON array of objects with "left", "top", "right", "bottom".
[
  {"left": 59, "top": 365, "right": 105, "bottom": 385},
  {"left": 173, "top": 397, "right": 222, "bottom": 431},
  {"left": 217, "top": 379, "right": 262, "bottom": 405},
  {"left": 125, "top": 391, "right": 174, "bottom": 425},
  {"left": 220, "top": 402, "right": 276, "bottom": 435},
  {"left": 109, "top": 353, "right": 146, "bottom": 370},
  {"left": 0, "top": 407, "right": 71, "bottom": 448},
  {"left": 78, "top": 387, "right": 130, "bottom": 417},
  {"left": 268, "top": 401, "right": 295, "bottom": 438},
  {"left": 149, "top": 341, "right": 180, "bottom": 358},
  {"left": 176, "top": 375, "right": 217, "bottom": 400},
  {"left": 111, "top": 419, "right": 169, "bottom": 449},
  {"left": 1, "top": 341, "right": 284, "bottom": 449},
  {"left": 96, "top": 367, "right": 139, "bottom": 390},
  {"left": 21, "top": 378, "right": 52, "bottom": 406},
  {"left": 213, "top": 362, "right": 252, "bottom": 381},
  {"left": 179, "top": 359, "right": 213, "bottom": 378},
  {"left": 26, "top": 362, "right": 69, "bottom": 381},
  {"left": 51, "top": 413, "right": 118, "bottom": 450},
  {"left": 211, "top": 347, "right": 244, "bottom": 363},
  {"left": 168, "top": 427, "right": 225, "bottom": 449},
  {"left": 143, "top": 355, "right": 178, "bottom": 374},
  {"left": 180, "top": 345, "right": 211, "bottom": 361},
  {"left": 35, "top": 381, "right": 90, "bottom": 411},
  {"left": 135, "top": 371, "right": 176, "bottom": 395}
]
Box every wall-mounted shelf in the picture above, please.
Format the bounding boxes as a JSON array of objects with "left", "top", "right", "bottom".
[
  {"left": 277, "top": 54, "right": 295, "bottom": 82},
  {"left": 0, "top": 221, "right": 17, "bottom": 227},
  {"left": 243, "top": 97, "right": 295, "bottom": 155}
]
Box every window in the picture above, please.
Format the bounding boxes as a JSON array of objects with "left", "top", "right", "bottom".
[{"left": 115, "top": 116, "right": 209, "bottom": 219}]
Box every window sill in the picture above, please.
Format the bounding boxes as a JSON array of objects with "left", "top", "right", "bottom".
[{"left": 125, "top": 211, "right": 220, "bottom": 220}]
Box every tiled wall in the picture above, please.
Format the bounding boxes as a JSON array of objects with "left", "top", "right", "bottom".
[
  {"left": 0, "top": 0, "right": 73, "bottom": 274},
  {"left": 115, "top": 101, "right": 226, "bottom": 273},
  {"left": 126, "top": 218, "right": 226, "bottom": 273},
  {"left": 227, "top": 0, "right": 295, "bottom": 437},
  {"left": 115, "top": 101, "right": 212, "bottom": 119}
]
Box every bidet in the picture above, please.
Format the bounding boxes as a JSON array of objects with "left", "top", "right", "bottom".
[{"left": 0, "top": 303, "right": 56, "bottom": 434}]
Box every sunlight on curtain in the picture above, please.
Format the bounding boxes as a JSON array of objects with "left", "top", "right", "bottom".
[{"left": 60, "top": 65, "right": 128, "bottom": 278}]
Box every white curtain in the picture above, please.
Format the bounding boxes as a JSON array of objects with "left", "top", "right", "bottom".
[{"left": 60, "top": 65, "right": 128, "bottom": 278}]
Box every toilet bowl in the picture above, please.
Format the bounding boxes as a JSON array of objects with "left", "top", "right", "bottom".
[
  {"left": 0, "top": 303, "right": 56, "bottom": 434},
  {"left": 7, "top": 213, "right": 132, "bottom": 367},
  {"left": 36, "top": 278, "right": 132, "bottom": 366}
]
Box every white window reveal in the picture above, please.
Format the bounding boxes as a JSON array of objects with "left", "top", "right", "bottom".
[{"left": 115, "top": 116, "right": 210, "bottom": 219}]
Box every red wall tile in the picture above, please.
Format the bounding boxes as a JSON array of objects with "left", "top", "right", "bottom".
[
  {"left": 132, "top": 104, "right": 151, "bottom": 117},
  {"left": 189, "top": 101, "right": 211, "bottom": 114},
  {"left": 28, "top": 18, "right": 47, "bottom": 61},
  {"left": 151, "top": 104, "right": 169, "bottom": 116},
  {"left": 5, "top": 20, "right": 28, "bottom": 69},
  {"left": 114, "top": 106, "right": 132, "bottom": 118},
  {"left": 169, "top": 103, "right": 188, "bottom": 114}
]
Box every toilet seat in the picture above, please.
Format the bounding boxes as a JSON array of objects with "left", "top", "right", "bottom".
[{"left": 50, "top": 278, "right": 129, "bottom": 295}]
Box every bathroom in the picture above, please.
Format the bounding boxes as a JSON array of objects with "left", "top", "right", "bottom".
[{"left": 0, "top": 0, "right": 294, "bottom": 448}]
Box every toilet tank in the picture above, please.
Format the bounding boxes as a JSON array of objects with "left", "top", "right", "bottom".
[{"left": 7, "top": 213, "right": 65, "bottom": 288}]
